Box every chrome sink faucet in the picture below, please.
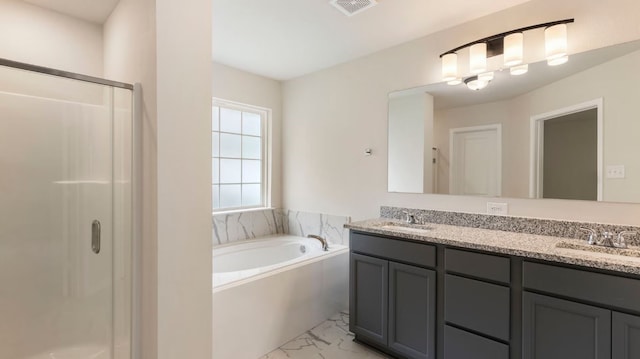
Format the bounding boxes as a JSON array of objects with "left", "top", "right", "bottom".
[
  {"left": 579, "top": 228, "right": 637, "bottom": 249},
  {"left": 615, "top": 231, "right": 638, "bottom": 249},
  {"left": 579, "top": 228, "right": 598, "bottom": 245},
  {"left": 402, "top": 211, "right": 416, "bottom": 224}
]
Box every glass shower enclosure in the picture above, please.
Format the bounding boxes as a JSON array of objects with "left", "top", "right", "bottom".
[{"left": 0, "top": 59, "right": 134, "bottom": 359}]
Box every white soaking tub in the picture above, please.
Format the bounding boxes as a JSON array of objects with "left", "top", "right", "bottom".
[{"left": 212, "top": 235, "right": 349, "bottom": 359}]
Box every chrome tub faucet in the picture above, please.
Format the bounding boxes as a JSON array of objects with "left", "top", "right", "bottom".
[{"left": 307, "top": 234, "right": 329, "bottom": 251}]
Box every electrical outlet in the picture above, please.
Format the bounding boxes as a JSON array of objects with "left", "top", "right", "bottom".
[
  {"left": 487, "top": 202, "right": 508, "bottom": 215},
  {"left": 606, "top": 165, "right": 625, "bottom": 179}
]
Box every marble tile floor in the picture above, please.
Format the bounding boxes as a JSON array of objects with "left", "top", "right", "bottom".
[{"left": 260, "top": 311, "right": 392, "bottom": 359}]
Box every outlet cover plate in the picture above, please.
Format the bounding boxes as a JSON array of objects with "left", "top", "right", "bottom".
[
  {"left": 606, "top": 165, "right": 625, "bottom": 179},
  {"left": 487, "top": 202, "right": 509, "bottom": 215}
]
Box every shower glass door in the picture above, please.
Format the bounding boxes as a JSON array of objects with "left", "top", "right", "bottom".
[{"left": 0, "top": 63, "right": 132, "bottom": 359}]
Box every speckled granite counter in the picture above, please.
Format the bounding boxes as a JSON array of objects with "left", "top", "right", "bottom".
[{"left": 346, "top": 218, "right": 640, "bottom": 276}]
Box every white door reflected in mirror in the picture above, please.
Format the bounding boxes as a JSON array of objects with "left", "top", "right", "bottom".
[{"left": 450, "top": 124, "right": 502, "bottom": 197}]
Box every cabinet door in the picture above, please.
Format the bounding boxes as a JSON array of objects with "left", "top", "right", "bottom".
[
  {"left": 388, "top": 262, "right": 436, "bottom": 359},
  {"left": 350, "top": 253, "right": 388, "bottom": 346},
  {"left": 523, "top": 292, "right": 611, "bottom": 359},
  {"left": 444, "top": 325, "right": 509, "bottom": 359},
  {"left": 613, "top": 312, "right": 640, "bottom": 359}
]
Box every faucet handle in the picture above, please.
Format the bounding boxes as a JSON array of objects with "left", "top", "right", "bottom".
[
  {"left": 402, "top": 211, "right": 416, "bottom": 224},
  {"left": 579, "top": 228, "right": 598, "bottom": 245},
  {"left": 614, "top": 231, "right": 637, "bottom": 249}
]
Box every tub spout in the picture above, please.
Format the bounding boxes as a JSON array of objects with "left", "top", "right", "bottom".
[{"left": 307, "top": 234, "right": 329, "bottom": 251}]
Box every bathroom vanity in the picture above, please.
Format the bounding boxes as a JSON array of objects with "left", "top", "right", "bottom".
[{"left": 346, "top": 216, "right": 640, "bottom": 359}]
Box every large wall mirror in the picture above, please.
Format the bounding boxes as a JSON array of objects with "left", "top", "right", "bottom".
[{"left": 388, "top": 39, "right": 640, "bottom": 204}]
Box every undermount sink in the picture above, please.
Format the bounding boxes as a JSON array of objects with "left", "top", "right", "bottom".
[
  {"left": 374, "top": 222, "right": 433, "bottom": 232},
  {"left": 555, "top": 241, "right": 640, "bottom": 258}
]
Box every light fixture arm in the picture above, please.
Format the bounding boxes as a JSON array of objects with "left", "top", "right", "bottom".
[{"left": 439, "top": 18, "right": 574, "bottom": 58}]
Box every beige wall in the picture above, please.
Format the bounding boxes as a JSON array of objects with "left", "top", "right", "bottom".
[
  {"left": 282, "top": 0, "right": 640, "bottom": 225},
  {"left": 104, "top": 0, "right": 159, "bottom": 358},
  {"left": 0, "top": 1, "right": 103, "bottom": 76},
  {"left": 155, "top": 0, "right": 213, "bottom": 358},
  {"left": 106, "top": 0, "right": 213, "bottom": 358},
  {"left": 212, "top": 62, "right": 283, "bottom": 208}
]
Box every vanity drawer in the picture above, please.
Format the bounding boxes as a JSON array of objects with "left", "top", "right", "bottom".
[
  {"left": 445, "top": 274, "right": 510, "bottom": 341},
  {"left": 351, "top": 232, "right": 436, "bottom": 268},
  {"left": 445, "top": 248, "right": 510, "bottom": 283},
  {"left": 444, "top": 325, "right": 509, "bottom": 359},
  {"left": 523, "top": 261, "right": 640, "bottom": 313}
]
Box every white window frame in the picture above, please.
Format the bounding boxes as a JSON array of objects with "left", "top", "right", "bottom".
[{"left": 212, "top": 98, "right": 272, "bottom": 213}]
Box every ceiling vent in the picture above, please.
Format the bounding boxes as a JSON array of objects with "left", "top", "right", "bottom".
[{"left": 330, "top": 0, "right": 378, "bottom": 17}]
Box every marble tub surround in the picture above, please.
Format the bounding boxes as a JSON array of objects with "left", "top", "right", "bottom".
[
  {"left": 346, "top": 218, "right": 640, "bottom": 275},
  {"left": 212, "top": 208, "right": 285, "bottom": 245},
  {"left": 381, "top": 206, "right": 640, "bottom": 244},
  {"left": 213, "top": 209, "right": 350, "bottom": 246},
  {"left": 285, "top": 210, "right": 351, "bottom": 245}
]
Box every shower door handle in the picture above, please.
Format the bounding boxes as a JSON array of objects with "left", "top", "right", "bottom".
[{"left": 91, "top": 220, "right": 101, "bottom": 254}]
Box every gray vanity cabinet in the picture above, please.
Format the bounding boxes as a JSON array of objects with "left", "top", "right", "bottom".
[
  {"left": 522, "top": 292, "right": 611, "bottom": 359},
  {"left": 350, "top": 253, "right": 388, "bottom": 346},
  {"left": 350, "top": 232, "right": 437, "bottom": 359},
  {"left": 349, "top": 229, "right": 640, "bottom": 359},
  {"left": 612, "top": 312, "right": 640, "bottom": 359},
  {"left": 443, "top": 248, "right": 511, "bottom": 359},
  {"left": 388, "top": 262, "right": 436, "bottom": 359},
  {"left": 522, "top": 261, "right": 640, "bottom": 359}
]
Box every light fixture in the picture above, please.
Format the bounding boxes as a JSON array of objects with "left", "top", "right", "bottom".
[
  {"left": 465, "top": 76, "right": 490, "bottom": 91},
  {"left": 510, "top": 64, "right": 529, "bottom": 75},
  {"left": 545, "top": 23, "right": 568, "bottom": 65},
  {"left": 442, "top": 53, "right": 458, "bottom": 81},
  {"left": 439, "top": 19, "right": 573, "bottom": 90},
  {"left": 469, "top": 43, "right": 487, "bottom": 74},
  {"left": 478, "top": 71, "right": 494, "bottom": 82},
  {"left": 504, "top": 32, "right": 524, "bottom": 67},
  {"left": 548, "top": 55, "right": 569, "bottom": 66}
]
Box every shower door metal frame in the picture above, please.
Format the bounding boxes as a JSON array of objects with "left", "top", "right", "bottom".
[
  {"left": 0, "top": 58, "right": 134, "bottom": 90},
  {"left": 0, "top": 56, "right": 140, "bottom": 359}
]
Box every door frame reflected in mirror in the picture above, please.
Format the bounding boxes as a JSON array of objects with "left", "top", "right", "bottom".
[{"left": 529, "top": 98, "right": 603, "bottom": 200}]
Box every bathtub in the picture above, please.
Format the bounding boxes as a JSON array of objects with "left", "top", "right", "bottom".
[{"left": 212, "top": 235, "right": 349, "bottom": 359}]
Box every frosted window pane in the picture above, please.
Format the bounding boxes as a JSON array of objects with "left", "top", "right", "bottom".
[
  {"left": 212, "top": 185, "right": 220, "bottom": 209},
  {"left": 242, "top": 136, "right": 261, "bottom": 159},
  {"left": 212, "top": 106, "right": 219, "bottom": 131},
  {"left": 242, "top": 160, "right": 261, "bottom": 183},
  {"left": 212, "top": 158, "right": 219, "bottom": 184},
  {"left": 212, "top": 132, "right": 219, "bottom": 157},
  {"left": 220, "top": 133, "right": 241, "bottom": 158},
  {"left": 220, "top": 185, "right": 241, "bottom": 208},
  {"left": 220, "top": 108, "right": 241, "bottom": 133},
  {"left": 220, "top": 159, "right": 241, "bottom": 183},
  {"left": 242, "top": 184, "right": 261, "bottom": 206},
  {"left": 242, "top": 112, "right": 261, "bottom": 136}
]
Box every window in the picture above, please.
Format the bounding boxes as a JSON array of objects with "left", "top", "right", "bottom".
[{"left": 212, "top": 99, "right": 270, "bottom": 211}]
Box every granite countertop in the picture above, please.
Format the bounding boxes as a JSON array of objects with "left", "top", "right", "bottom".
[{"left": 346, "top": 218, "right": 640, "bottom": 275}]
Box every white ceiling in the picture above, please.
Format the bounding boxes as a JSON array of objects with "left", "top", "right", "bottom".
[
  {"left": 23, "top": 0, "right": 120, "bottom": 24},
  {"left": 20, "top": 0, "right": 536, "bottom": 80},
  {"left": 212, "top": 0, "right": 533, "bottom": 80}
]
